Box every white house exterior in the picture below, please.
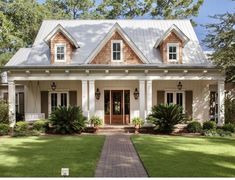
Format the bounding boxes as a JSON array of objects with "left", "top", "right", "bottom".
[{"left": 3, "top": 20, "right": 225, "bottom": 127}]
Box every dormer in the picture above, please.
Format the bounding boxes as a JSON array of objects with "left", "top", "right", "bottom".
[
  {"left": 44, "top": 24, "right": 79, "bottom": 64},
  {"left": 154, "top": 24, "right": 189, "bottom": 64}
]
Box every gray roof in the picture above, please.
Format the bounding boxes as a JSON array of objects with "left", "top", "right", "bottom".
[{"left": 5, "top": 19, "right": 213, "bottom": 68}]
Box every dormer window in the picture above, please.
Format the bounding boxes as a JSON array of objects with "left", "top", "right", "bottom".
[
  {"left": 111, "top": 40, "right": 122, "bottom": 62},
  {"left": 167, "top": 43, "right": 179, "bottom": 63},
  {"left": 55, "top": 44, "right": 66, "bottom": 62}
]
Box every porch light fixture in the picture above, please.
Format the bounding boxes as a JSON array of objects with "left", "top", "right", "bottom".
[
  {"left": 51, "top": 82, "right": 56, "bottom": 91},
  {"left": 133, "top": 88, "right": 139, "bottom": 100},
  {"left": 177, "top": 81, "right": 183, "bottom": 90},
  {"left": 95, "top": 88, "right": 101, "bottom": 100}
]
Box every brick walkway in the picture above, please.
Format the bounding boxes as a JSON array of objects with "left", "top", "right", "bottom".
[{"left": 95, "top": 134, "right": 148, "bottom": 177}]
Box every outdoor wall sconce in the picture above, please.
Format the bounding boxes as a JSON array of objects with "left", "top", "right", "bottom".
[
  {"left": 133, "top": 88, "right": 139, "bottom": 100},
  {"left": 51, "top": 82, "right": 56, "bottom": 91},
  {"left": 177, "top": 81, "right": 183, "bottom": 90},
  {"left": 95, "top": 88, "right": 101, "bottom": 100}
]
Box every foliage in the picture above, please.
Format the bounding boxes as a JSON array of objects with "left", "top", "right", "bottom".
[
  {"left": 222, "top": 123, "right": 235, "bottom": 133},
  {"left": 32, "top": 119, "right": 49, "bottom": 132},
  {"left": 132, "top": 117, "right": 144, "bottom": 128},
  {"left": 187, "top": 121, "right": 202, "bottom": 133},
  {"left": 225, "top": 93, "right": 235, "bottom": 124},
  {"left": 202, "top": 129, "right": 232, "bottom": 137},
  {"left": 0, "top": 99, "right": 9, "bottom": 124},
  {"left": 0, "top": 123, "right": 10, "bottom": 135},
  {"left": 49, "top": 106, "right": 87, "bottom": 134},
  {"left": 202, "top": 121, "right": 216, "bottom": 130},
  {"left": 14, "top": 121, "right": 29, "bottom": 136},
  {"left": 203, "top": 12, "right": 235, "bottom": 82},
  {"left": 147, "top": 104, "right": 185, "bottom": 134},
  {"left": 89, "top": 116, "right": 102, "bottom": 127}
]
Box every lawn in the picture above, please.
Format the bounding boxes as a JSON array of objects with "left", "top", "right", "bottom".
[
  {"left": 132, "top": 135, "right": 235, "bottom": 177},
  {"left": 0, "top": 135, "right": 105, "bottom": 177}
]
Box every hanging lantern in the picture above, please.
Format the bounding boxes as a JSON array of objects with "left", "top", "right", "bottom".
[
  {"left": 177, "top": 81, "right": 183, "bottom": 90},
  {"left": 133, "top": 88, "right": 139, "bottom": 100},
  {"left": 95, "top": 88, "right": 101, "bottom": 100},
  {"left": 51, "top": 82, "right": 56, "bottom": 91}
]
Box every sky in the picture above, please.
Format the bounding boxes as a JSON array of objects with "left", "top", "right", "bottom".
[{"left": 38, "top": 0, "right": 234, "bottom": 49}]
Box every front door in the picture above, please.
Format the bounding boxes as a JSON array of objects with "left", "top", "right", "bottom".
[{"left": 104, "top": 90, "right": 130, "bottom": 125}]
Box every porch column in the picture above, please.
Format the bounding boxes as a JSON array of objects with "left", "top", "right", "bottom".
[
  {"left": 139, "top": 80, "right": 145, "bottom": 120},
  {"left": 82, "top": 80, "right": 88, "bottom": 118},
  {"left": 146, "top": 80, "right": 152, "bottom": 118},
  {"left": 89, "top": 80, "right": 95, "bottom": 118},
  {"left": 217, "top": 80, "right": 225, "bottom": 126},
  {"left": 8, "top": 81, "right": 16, "bottom": 127}
]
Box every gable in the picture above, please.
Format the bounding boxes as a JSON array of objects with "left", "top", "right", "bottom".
[{"left": 90, "top": 31, "right": 143, "bottom": 65}]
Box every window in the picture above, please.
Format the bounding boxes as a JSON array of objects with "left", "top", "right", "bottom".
[
  {"left": 55, "top": 44, "right": 66, "bottom": 62},
  {"left": 111, "top": 40, "right": 122, "bottom": 61},
  {"left": 165, "top": 91, "right": 185, "bottom": 111},
  {"left": 49, "top": 92, "right": 69, "bottom": 113},
  {"left": 167, "top": 43, "right": 179, "bottom": 62}
]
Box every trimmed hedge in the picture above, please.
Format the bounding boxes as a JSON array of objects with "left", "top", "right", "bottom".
[
  {"left": 14, "top": 121, "right": 29, "bottom": 136},
  {"left": 32, "top": 119, "right": 49, "bottom": 132},
  {"left": 187, "top": 121, "right": 202, "bottom": 133}
]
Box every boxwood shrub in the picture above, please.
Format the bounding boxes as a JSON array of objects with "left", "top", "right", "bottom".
[
  {"left": 14, "top": 121, "right": 29, "bottom": 136},
  {"left": 187, "top": 121, "right": 202, "bottom": 133},
  {"left": 0, "top": 123, "right": 10, "bottom": 135},
  {"left": 203, "top": 121, "right": 216, "bottom": 130},
  {"left": 222, "top": 123, "right": 235, "bottom": 133},
  {"left": 32, "top": 119, "right": 49, "bottom": 132}
]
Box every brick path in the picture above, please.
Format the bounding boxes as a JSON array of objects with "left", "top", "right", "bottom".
[{"left": 95, "top": 134, "right": 148, "bottom": 177}]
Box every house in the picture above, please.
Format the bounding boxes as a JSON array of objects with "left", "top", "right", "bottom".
[{"left": 3, "top": 20, "right": 225, "bottom": 127}]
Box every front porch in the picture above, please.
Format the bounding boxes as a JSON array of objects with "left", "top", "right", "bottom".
[{"left": 7, "top": 68, "right": 225, "bottom": 127}]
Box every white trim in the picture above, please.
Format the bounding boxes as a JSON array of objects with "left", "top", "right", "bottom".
[
  {"left": 55, "top": 43, "right": 66, "bottom": 62},
  {"left": 44, "top": 24, "right": 79, "bottom": 48},
  {"left": 167, "top": 43, "right": 179, "bottom": 63},
  {"left": 164, "top": 90, "right": 185, "bottom": 112},
  {"left": 154, "top": 24, "right": 190, "bottom": 48},
  {"left": 85, "top": 23, "right": 148, "bottom": 64},
  {"left": 111, "top": 40, "right": 123, "bottom": 62},
  {"left": 48, "top": 91, "right": 69, "bottom": 114}
]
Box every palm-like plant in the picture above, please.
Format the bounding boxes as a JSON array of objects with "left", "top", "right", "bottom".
[
  {"left": 49, "top": 106, "right": 87, "bottom": 134},
  {"left": 147, "top": 104, "right": 185, "bottom": 134}
]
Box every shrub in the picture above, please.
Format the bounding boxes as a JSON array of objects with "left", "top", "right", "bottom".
[
  {"left": 147, "top": 104, "right": 185, "bottom": 134},
  {"left": 203, "top": 121, "right": 216, "bottom": 130},
  {"left": 0, "top": 123, "right": 10, "bottom": 135},
  {"left": 222, "top": 123, "right": 235, "bottom": 133},
  {"left": 32, "top": 119, "right": 49, "bottom": 132},
  {"left": 225, "top": 93, "right": 235, "bottom": 124},
  {"left": 49, "top": 106, "right": 87, "bottom": 134},
  {"left": 0, "top": 99, "right": 9, "bottom": 124},
  {"left": 14, "top": 121, "right": 29, "bottom": 136},
  {"left": 187, "top": 121, "right": 202, "bottom": 133},
  {"left": 132, "top": 117, "right": 144, "bottom": 128},
  {"left": 203, "top": 129, "right": 232, "bottom": 137},
  {"left": 89, "top": 116, "right": 103, "bottom": 128}
]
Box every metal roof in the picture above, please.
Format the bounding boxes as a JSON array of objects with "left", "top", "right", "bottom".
[{"left": 5, "top": 19, "right": 212, "bottom": 68}]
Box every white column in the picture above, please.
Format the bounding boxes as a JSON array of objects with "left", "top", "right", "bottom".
[
  {"left": 217, "top": 81, "right": 225, "bottom": 126},
  {"left": 82, "top": 80, "right": 88, "bottom": 118},
  {"left": 139, "top": 80, "right": 145, "bottom": 120},
  {"left": 8, "top": 81, "right": 16, "bottom": 127},
  {"left": 146, "top": 80, "right": 152, "bottom": 118},
  {"left": 89, "top": 80, "right": 95, "bottom": 118}
]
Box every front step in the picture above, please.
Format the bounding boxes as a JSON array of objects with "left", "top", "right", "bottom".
[{"left": 97, "top": 125, "right": 135, "bottom": 134}]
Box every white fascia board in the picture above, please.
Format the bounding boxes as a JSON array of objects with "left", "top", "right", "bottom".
[
  {"left": 85, "top": 22, "right": 149, "bottom": 64},
  {"left": 44, "top": 24, "right": 79, "bottom": 48},
  {"left": 154, "top": 24, "right": 190, "bottom": 48}
]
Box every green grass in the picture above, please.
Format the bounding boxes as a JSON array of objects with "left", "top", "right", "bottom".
[
  {"left": 0, "top": 135, "right": 105, "bottom": 177},
  {"left": 132, "top": 135, "right": 235, "bottom": 177}
]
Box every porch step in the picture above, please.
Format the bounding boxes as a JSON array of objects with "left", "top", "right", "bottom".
[{"left": 97, "top": 125, "right": 135, "bottom": 134}]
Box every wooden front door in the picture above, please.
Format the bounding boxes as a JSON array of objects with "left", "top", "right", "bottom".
[{"left": 104, "top": 90, "right": 130, "bottom": 125}]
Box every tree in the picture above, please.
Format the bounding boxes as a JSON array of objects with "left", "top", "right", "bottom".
[{"left": 203, "top": 12, "right": 235, "bottom": 82}]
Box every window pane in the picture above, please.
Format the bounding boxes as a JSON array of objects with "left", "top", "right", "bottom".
[
  {"left": 172, "top": 46, "right": 176, "bottom": 52},
  {"left": 113, "top": 52, "right": 117, "bottom": 60},
  {"left": 104, "top": 91, "right": 110, "bottom": 115},
  {"left": 169, "top": 54, "right": 173, "bottom": 59},
  {"left": 173, "top": 54, "right": 177, "bottom": 59},
  {"left": 116, "top": 43, "right": 120, "bottom": 51},
  {"left": 61, "top": 93, "right": 67, "bottom": 107},
  {"left": 176, "top": 93, "right": 183, "bottom": 106},
  {"left": 113, "top": 43, "right": 116, "bottom": 51},
  {"left": 116, "top": 52, "right": 120, "bottom": 60},
  {"left": 51, "top": 93, "right": 57, "bottom": 112},
  {"left": 169, "top": 46, "right": 173, "bottom": 52},
  {"left": 167, "top": 93, "right": 173, "bottom": 104}
]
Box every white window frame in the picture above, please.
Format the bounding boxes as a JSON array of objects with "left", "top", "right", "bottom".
[
  {"left": 55, "top": 43, "right": 66, "bottom": 62},
  {"left": 111, "top": 40, "right": 123, "bottom": 62},
  {"left": 167, "top": 43, "right": 179, "bottom": 63},
  {"left": 48, "top": 91, "right": 69, "bottom": 114},
  {"left": 164, "top": 90, "right": 185, "bottom": 112}
]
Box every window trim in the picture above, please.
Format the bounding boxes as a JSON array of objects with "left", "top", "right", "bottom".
[
  {"left": 48, "top": 91, "right": 69, "bottom": 114},
  {"left": 111, "top": 40, "right": 123, "bottom": 62},
  {"left": 55, "top": 43, "right": 66, "bottom": 62},
  {"left": 167, "top": 43, "right": 179, "bottom": 62},
  {"left": 164, "top": 90, "right": 185, "bottom": 112}
]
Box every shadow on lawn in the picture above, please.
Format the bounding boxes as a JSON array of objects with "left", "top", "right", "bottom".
[
  {"left": 132, "top": 135, "right": 235, "bottom": 177},
  {"left": 0, "top": 136, "right": 104, "bottom": 177}
]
